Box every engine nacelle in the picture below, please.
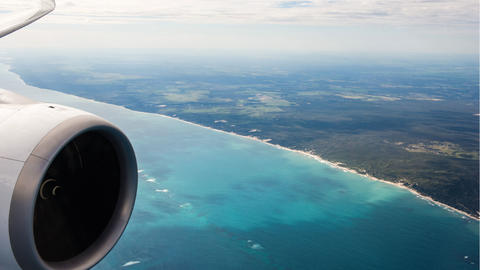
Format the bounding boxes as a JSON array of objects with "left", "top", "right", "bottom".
[{"left": 0, "top": 89, "right": 137, "bottom": 270}]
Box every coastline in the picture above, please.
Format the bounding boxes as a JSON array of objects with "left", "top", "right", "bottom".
[
  {"left": 2, "top": 63, "right": 478, "bottom": 221},
  {"left": 155, "top": 114, "right": 480, "bottom": 221}
]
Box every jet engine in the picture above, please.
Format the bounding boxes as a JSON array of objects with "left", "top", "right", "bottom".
[{"left": 0, "top": 89, "right": 137, "bottom": 270}]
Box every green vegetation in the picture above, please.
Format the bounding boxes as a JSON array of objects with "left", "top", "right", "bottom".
[{"left": 403, "top": 141, "right": 478, "bottom": 160}]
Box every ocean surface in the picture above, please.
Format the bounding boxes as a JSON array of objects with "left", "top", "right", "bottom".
[{"left": 0, "top": 64, "right": 478, "bottom": 269}]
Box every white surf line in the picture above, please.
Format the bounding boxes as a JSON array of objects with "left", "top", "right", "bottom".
[
  {"left": 3, "top": 64, "right": 477, "bottom": 221},
  {"left": 122, "top": 260, "right": 140, "bottom": 267}
]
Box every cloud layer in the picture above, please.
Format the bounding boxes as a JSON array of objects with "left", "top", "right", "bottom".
[{"left": 1, "top": 0, "right": 478, "bottom": 26}]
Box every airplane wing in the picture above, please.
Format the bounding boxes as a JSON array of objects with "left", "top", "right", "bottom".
[
  {"left": 0, "top": 0, "right": 55, "bottom": 38},
  {"left": 0, "top": 3, "right": 139, "bottom": 269}
]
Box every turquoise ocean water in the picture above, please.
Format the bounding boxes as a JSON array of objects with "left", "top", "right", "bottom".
[{"left": 0, "top": 64, "right": 478, "bottom": 269}]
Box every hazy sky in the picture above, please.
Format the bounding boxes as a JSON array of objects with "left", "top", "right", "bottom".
[{"left": 0, "top": 0, "right": 478, "bottom": 54}]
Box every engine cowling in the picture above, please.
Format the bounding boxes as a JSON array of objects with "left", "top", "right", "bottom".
[{"left": 0, "top": 89, "right": 137, "bottom": 270}]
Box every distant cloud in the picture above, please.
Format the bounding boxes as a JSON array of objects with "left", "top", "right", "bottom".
[
  {"left": 277, "top": 1, "right": 314, "bottom": 8},
  {"left": 64, "top": 2, "right": 75, "bottom": 8},
  {"left": 0, "top": 0, "right": 477, "bottom": 27}
]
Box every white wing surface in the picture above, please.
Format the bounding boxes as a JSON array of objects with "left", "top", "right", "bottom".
[{"left": 0, "top": 0, "right": 55, "bottom": 38}]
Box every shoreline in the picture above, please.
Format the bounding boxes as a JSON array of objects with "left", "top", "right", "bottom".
[
  {"left": 2, "top": 64, "right": 478, "bottom": 221},
  {"left": 154, "top": 114, "right": 480, "bottom": 221}
]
